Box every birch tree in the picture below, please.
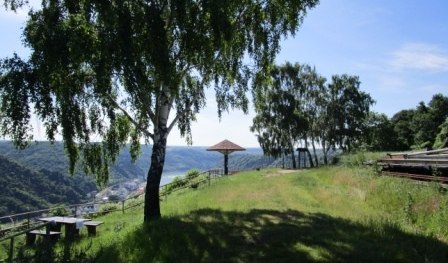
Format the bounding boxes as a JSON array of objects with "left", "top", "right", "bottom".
[{"left": 0, "top": 0, "right": 319, "bottom": 221}]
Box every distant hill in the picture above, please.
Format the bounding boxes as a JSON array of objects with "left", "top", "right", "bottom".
[
  {"left": 0, "top": 155, "right": 96, "bottom": 216},
  {"left": 0, "top": 141, "right": 224, "bottom": 216},
  {"left": 0, "top": 141, "right": 223, "bottom": 183},
  {"left": 0, "top": 140, "right": 337, "bottom": 216}
]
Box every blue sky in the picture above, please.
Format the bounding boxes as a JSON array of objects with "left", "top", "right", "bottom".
[{"left": 1, "top": 0, "right": 447, "bottom": 147}]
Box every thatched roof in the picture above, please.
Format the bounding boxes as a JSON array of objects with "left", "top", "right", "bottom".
[{"left": 206, "top": 139, "right": 245, "bottom": 154}]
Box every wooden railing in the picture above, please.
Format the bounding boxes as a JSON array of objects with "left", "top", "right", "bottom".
[{"left": 0, "top": 168, "right": 225, "bottom": 262}]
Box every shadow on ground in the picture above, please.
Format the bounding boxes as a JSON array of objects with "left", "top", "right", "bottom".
[{"left": 96, "top": 209, "right": 448, "bottom": 263}]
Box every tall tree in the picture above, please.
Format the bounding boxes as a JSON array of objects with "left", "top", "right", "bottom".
[
  {"left": 412, "top": 102, "right": 437, "bottom": 149},
  {"left": 390, "top": 109, "right": 415, "bottom": 151},
  {"left": 361, "top": 112, "right": 397, "bottom": 151},
  {"left": 297, "top": 65, "right": 326, "bottom": 166},
  {"left": 428, "top": 93, "right": 448, "bottom": 127},
  {"left": 433, "top": 119, "right": 448, "bottom": 149},
  {"left": 319, "top": 75, "right": 374, "bottom": 161},
  {"left": 0, "top": 0, "right": 319, "bottom": 221},
  {"left": 251, "top": 63, "right": 308, "bottom": 168}
]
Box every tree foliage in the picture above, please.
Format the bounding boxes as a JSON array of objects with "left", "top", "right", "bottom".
[
  {"left": 362, "top": 112, "right": 396, "bottom": 151},
  {"left": 251, "top": 63, "right": 374, "bottom": 165},
  {"left": 0, "top": 0, "right": 319, "bottom": 220},
  {"left": 390, "top": 109, "right": 415, "bottom": 151},
  {"left": 325, "top": 75, "right": 374, "bottom": 152},
  {"left": 251, "top": 63, "right": 313, "bottom": 168},
  {"left": 434, "top": 119, "right": 448, "bottom": 149},
  {"left": 362, "top": 93, "right": 448, "bottom": 151}
]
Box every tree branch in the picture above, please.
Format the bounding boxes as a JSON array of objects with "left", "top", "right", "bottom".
[
  {"left": 167, "top": 114, "right": 179, "bottom": 134},
  {"left": 147, "top": 105, "right": 156, "bottom": 124},
  {"left": 105, "top": 94, "right": 154, "bottom": 140}
]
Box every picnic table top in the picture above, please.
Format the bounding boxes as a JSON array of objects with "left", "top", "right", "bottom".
[{"left": 37, "top": 216, "right": 91, "bottom": 224}]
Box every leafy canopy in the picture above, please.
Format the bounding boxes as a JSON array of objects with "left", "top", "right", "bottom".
[{"left": 1, "top": 0, "right": 319, "bottom": 185}]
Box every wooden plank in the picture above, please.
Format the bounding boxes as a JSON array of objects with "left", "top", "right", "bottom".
[
  {"left": 84, "top": 221, "right": 103, "bottom": 236},
  {"left": 26, "top": 230, "right": 61, "bottom": 245},
  {"left": 28, "top": 230, "right": 61, "bottom": 235},
  {"left": 381, "top": 171, "right": 448, "bottom": 183},
  {"left": 83, "top": 221, "right": 103, "bottom": 226},
  {"left": 379, "top": 158, "right": 448, "bottom": 165},
  {"left": 387, "top": 148, "right": 448, "bottom": 157}
]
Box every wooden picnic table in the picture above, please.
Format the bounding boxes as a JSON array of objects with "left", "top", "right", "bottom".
[{"left": 37, "top": 216, "right": 91, "bottom": 239}]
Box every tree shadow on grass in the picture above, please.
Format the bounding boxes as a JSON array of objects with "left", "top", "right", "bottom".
[{"left": 96, "top": 209, "right": 448, "bottom": 263}]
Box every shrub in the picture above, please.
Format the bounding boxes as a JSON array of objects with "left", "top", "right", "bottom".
[
  {"left": 99, "top": 203, "right": 120, "bottom": 214},
  {"left": 50, "top": 206, "right": 70, "bottom": 216},
  {"left": 185, "top": 169, "right": 201, "bottom": 180},
  {"left": 108, "top": 195, "right": 121, "bottom": 202},
  {"left": 164, "top": 176, "right": 187, "bottom": 193}
]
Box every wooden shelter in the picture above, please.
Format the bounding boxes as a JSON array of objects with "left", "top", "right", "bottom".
[
  {"left": 296, "top": 148, "right": 313, "bottom": 168},
  {"left": 207, "top": 139, "right": 245, "bottom": 175}
]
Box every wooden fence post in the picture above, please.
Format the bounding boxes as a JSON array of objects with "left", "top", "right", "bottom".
[
  {"left": 27, "top": 213, "right": 30, "bottom": 229},
  {"left": 8, "top": 237, "right": 14, "bottom": 263},
  {"left": 208, "top": 171, "right": 211, "bottom": 186},
  {"left": 122, "top": 200, "right": 125, "bottom": 214}
]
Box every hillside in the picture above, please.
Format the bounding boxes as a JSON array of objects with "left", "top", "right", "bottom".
[
  {"left": 0, "top": 156, "right": 96, "bottom": 216},
  {"left": 0, "top": 141, "right": 330, "bottom": 181},
  {"left": 0, "top": 140, "right": 334, "bottom": 216},
  {"left": 0, "top": 141, "right": 265, "bottom": 215},
  {"left": 0, "top": 141, "right": 222, "bottom": 182},
  {"left": 6, "top": 165, "right": 448, "bottom": 262}
]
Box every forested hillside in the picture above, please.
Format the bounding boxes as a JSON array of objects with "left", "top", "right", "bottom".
[
  {"left": 0, "top": 141, "right": 223, "bottom": 182},
  {"left": 0, "top": 141, "right": 260, "bottom": 215},
  {"left": 0, "top": 156, "right": 96, "bottom": 215},
  {"left": 0, "top": 140, "right": 319, "bottom": 215}
]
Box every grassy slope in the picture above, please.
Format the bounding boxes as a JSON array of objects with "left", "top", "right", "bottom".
[
  {"left": 5, "top": 165, "right": 448, "bottom": 262},
  {"left": 88, "top": 167, "right": 448, "bottom": 263}
]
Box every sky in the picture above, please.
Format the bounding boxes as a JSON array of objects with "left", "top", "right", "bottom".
[{"left": 1, "top": 0, "right": 447, "bottom": 148}]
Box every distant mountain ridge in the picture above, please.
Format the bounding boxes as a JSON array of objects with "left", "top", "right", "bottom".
[{"left": 0, "top": 140, "right": 325, "bottom": 215}]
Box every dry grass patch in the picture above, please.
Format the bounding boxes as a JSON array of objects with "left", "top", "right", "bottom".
[{"left": 264, "top": 169, "right": 300, "bottom": 177}]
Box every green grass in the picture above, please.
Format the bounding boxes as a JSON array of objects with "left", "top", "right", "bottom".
[{"left": 3, "top": 165, "right": 448, "bottom": 262}]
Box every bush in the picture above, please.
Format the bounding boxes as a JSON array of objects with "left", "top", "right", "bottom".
[
  {"left": 50, "top": 206, "right": 70, "bottom": 216},
  {"left": 339, "top": 151, "right": 385, "bottom": 167},
  {"left": 99, "top": 203, "right": 120, "bottom": 214},
  {"left": 164, "top": 176, "right": 187, "bottom": 193},
  {"left": 163, "top": 169, "right": 204, "bottom": 194},
  {"left": 108, "top": 195, "right": 121, "bottom": 202},
  {"left": 185, "top": 169, "right": 201, "bottom": 180}
]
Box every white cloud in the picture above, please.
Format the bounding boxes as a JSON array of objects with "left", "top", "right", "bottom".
[{"left": 390, "top": 43, "right": 448, "bottom": 72}]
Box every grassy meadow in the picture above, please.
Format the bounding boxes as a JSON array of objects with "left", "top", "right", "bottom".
[{"left": 3, "top": 159, "right": 448, "bottom": 262}]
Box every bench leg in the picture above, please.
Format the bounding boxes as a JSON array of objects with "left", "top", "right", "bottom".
[
  {"left": 65, "top": 224, "right": 80, "bottom": 240},
  {"left": 47, "top": 234, "right": 61, "bottom": 243},
  {"left": 26, "top": 233, "right": 36, "bottom": 246},
  {"left": 86, "top": 225, "right": 97, "bottom": 236},
  {"left": 47, "top": 223, "right": 62, "bottom": 232}
]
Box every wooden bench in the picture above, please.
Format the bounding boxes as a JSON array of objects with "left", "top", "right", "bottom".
[
  {"left": 83, "top": 221, "right": 104, "bottom": 236},
  {"left": 26, "top": 230, "right": 61, "bottom": 245}
]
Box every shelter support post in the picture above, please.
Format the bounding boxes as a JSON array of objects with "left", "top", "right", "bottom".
[{"left": 224, "top": 154, "right": 229, "bottom": 175}]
